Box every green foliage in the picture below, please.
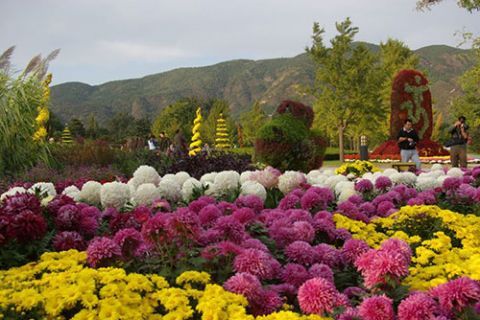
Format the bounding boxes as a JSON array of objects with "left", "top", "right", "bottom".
[
  {"left": 416, "top": 0, "right": 480, "bottom": 12},
  {"left": 240, "top": 101, "right": 269, "bottom": 146},
  {"left": 68, "top": 117, "right": 85, "bottom": 137},
  {"left": 152, "top": 98, "right": 199, "bottom": 141},
  {"left": 0, "top": 47, "right": 53, "bottom": 178},
  {"left": 256, "top": 114, "right": 309, "bottom": 144},
  {"left": 106, "top": 112, "right": 151, "bottom": 144},
  {"left": 50, "top": 140, "right": 117, "bottom": 168},
  {"left": 307, "top": 18, "right": 383, "bottom": 161}
]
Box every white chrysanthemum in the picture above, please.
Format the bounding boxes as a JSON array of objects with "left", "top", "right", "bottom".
[
  {"left": 337, "top": 188, "right": 358, "bottom": 203},
  {"left": 0, "top": 187, "right": 28, "bottom": 201},
  {"left": 278, "top": 171, "right": 306, "bottom": 194},
  {"left": 162, "top": 174, "right": 176, "bottom": 181},
  {"left": 204, "top": 181, "right": 219, "bottom": 197},
  {"left": 416, "top": 177, "right": 439, "bottom": 191},
  {"left": 200, "top": 172, "right": 218, "bottom": 184},
  {"left": 307, "top": 170, "right": 327, "bottom": 185},
  {"left": 214, "top": 171, "right": 241, "bottom": 192},
  {"left": 62, "top": 185, "right": 81, "bottom": 201},
  {"left": 437, "top": 175, "right": 449, "bottom": 186},
  {"left": 79, "top": 181, "right": 102, "bottom": 205},
  {"left": 240, "top": 171, "right": 254, "bottom": 184},
  {"left": 174, "top": 171, "right": 191, "bottom": 186},
  {"left": 100, "top": 182, "right": 131, "bottom": 209},
  {"left": 240, "top": 181, "right": 267, "bottom": 201},
  {"left": 429, "top": 170, "right": 446, "bottom": 179},
  {"left": 181, "top": 178, "right": 203, "bottom": 201},
  {"left": 132, "top": 165, "right": 161, "bottom": 188},
  {"left": 335, "top": 181, "right": 355, "bottom": 195},
  {"left": 324, "top": 175, "right": 348, "bottom": 190},
  {"left": 127, "top": 178, "right": 137, "bottom": 194},
  {"left": 390, "top": 172, "right": 417, "bottom": 185},
  {"left": 307, "top": 170, "right": 322, "bottom": 180},
  {"left": 158, "top": 179, "right": 181, "bottom": 202},
  {"left": 383, "top": 168, "right": 399, "bottom": 177},
  {"left": 134, "top": 183, "right": 161, "bottom": 206},
  {"left": 321, "top": 169, "right": 335, "bottom": 176},
  {"left": 431, "top": 164, "right": 444, "bottom": 171},
  {"left": 362, "top": 172, "right": 375, "bottom": 180},
  {"left": 447, "top": 167, "right": 464, "bottom": 177},
  {"left": 29, "top": 182, "right": 57, "bottom": 197}
]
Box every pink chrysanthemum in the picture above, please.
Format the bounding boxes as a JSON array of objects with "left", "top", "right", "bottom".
[
  {"left": 375, "top": 176, "right": 392, "bottom": 191},
  {"left": 298, "top": 277, "right": 341, "bottom": 315},
  {"left": 443, "top": 177, "right": 462, "bottom": 191},
  {"left": 430, "top": 277, "right": 480, "bottom": 313},
  {"left": 132, "top": 206, "right": 152, "bottom": 224},
  {"left": 292, "top": 221, "right": 316, "bottom": 243},
  {"left": 1, "top": 193, "right": 41, "bottom": 216},
  {"left": 250, "top": 289, "right": 283, "bottom": 316},
  {"left": 241, "top": 238, "right": 269, "bottom": 252},
  {"left": 309, "top": 263, "right": 334, "bottom": 284},
  {"left": 355, "top": 179, "right": 374, "bottom": 193},
  {"left": 188, "top": 199, "right": 211, "bottom": 213},
  {"left": 314, "top": 244, "right": 343, "bottom": 268},
  {"left": 250, "top": 166, "right": 281, "bottom": 189},
  {"left": 201, "top": 240, "right": 243, "bottom": 260},
  {"left": 300, "top": 191, "right": 323, "bottom": 212},
  {"left": 216, "top": 201, "right": 238, "bottom": 215},
  {"left": 233, "top": 248, "right": 279, "bottom": 280},
  {"left": 281, "top": 263, "right": 310, "bottom": 288},
  {"left": 398, "top": 292, "right": 440, "bottom": 320},
  {"left": 342, "top": 239, "right": 370, "bottom": 265},
  {"left": 198, "top": 204, "right": 222, "bottom": 226},
  {"left": 55, "top": 204, "right": 80, "bottom": 230},
  {"left": 113, "top": 228, "right": 145, "bottom": 258},
  {"left": 224, "top": 272, "right": 262, "bottom": 299},
  {"left": 278, "top": 194, "right": 301, "bottom": 210},
  {"left": 381, "top": 238, "right": 412, "bottom": 264},
  {"left": 86, "top": 237, "right": 121, "bottom": 268},
  {"left": 232, "top": 208, "right": 257, "bottom": 224},
  {"left": 46, "top": 194, "right": 76, "bottom": 216},
  {"left": 141, "top": 213, "right": 170, "bottom": 244},
  {"left": 358, "top": 295, "right": 394, "bottom": 320},
  {"left": 285, "top": 241, "right": 318, "bottom": 266},
  {"left": 376, "top": 201, "right": 395, "bottom": 217},
  {"left": 337, "top": 307, "right": 361, "bottom": 320},
  {"left": 213, "top": 216, "right": 246, "bottom": 243},
  {"left": 235, "top": 195, "right": 264, "bottom": 213},
  {"left": 53, "top": 231, "right": 87, "bottom": 251}
]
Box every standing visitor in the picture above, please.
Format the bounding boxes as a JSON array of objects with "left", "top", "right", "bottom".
[
  {"left": 397, "top": 119, "right": 421, "bottom": 169},
  {"left": 147, "top": 135, "right": 157, "bottom": 151},
  {"left": 173, "top": 129, "right": 187, "bottom": 156},
  {"left": 158, "top": 132, "right": 170, "bottom": 152},
  {"left": 449, "top": 116, "right": 469, "bottom": 168}
]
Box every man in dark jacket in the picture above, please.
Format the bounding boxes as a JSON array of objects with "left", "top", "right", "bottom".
[
  {"left": 449, "top": 116, "right": 469, "bottom": 168},
  {"left": 397, "top": 118, "right": 421, "bottom": 169}
]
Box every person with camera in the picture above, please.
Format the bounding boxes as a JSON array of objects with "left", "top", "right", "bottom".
[
  {"left": 449, "top": 116, "right": 469, "bottom": 168},
  {"left": 397, "top": 118, "right": 421, "bottom": 169}
]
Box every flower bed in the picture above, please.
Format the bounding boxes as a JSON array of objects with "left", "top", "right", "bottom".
[{"left": 2, "top": 164, "right": 480, "bottom": 319}]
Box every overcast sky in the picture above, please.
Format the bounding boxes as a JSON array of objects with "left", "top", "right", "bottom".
[{"left": 1, "top": 0, "right": 479, "bottom": 85}]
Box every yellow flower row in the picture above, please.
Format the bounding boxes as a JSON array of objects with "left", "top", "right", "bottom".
[
  {"left": 0, "top": 250, "right": 331, "bottom": 320},
  {"left": 335, "top": 160, "right": 380, "bottom": 176},
  {"left": 334, "top": 205, "right": 480, "bottom": 290}
]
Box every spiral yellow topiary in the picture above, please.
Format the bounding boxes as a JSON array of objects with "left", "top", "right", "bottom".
[
  {"left": 215, "top": 113, "right": 231, "bottom": 149},
  {"left": 33, "top": 73, "right": 52, "bottom": 141},
  {"left": 189, "top": 107, "right": 203, "bottom": 156}
]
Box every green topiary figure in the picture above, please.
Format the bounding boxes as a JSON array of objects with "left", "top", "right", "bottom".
[
  {"left": 189, "top": 108, "right": 203, "bottom": 156},
  {"left": 254, "top": 101, "right": 327, "bottom": 172},
  {"left": 61, "top": 126, "right": 73, "bottom": 144},
  {"left": 215, "top": 113, "right": 231, "bottom": 149}
]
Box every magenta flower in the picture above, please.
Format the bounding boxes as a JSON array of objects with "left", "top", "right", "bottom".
[
  {"left": 398, "top": 292, "right": 440, "bottom": 320},
  {"left": 278, "top": 194, "right": 301, "bottom": 210},
  {"left": 8, "top": 210, "right": 47, "bottom": 243},
  {"left": 341, "top": 238, "right": 370, "bottom": 265},
  {"left": 292, "top": 221, "right": 316, "bottom": 243},
  {"left": 358, "top": 295, "right": 394, "bottom": 320},
  {"left": 232, "top": 208, "right": 256, "bottom": 225},
  {"left": 113, "top": 228, "right": 145, "bottom": 258},
  {"left": 281, "top": 263, "right": 310, "bottom": 288},
  {"left": 213, "top": 216, "right": 246, "bottom": 243},
  {"left": 233, "top": 248, "right": 280, "bottom": 280},
  {"left": 201, "top": 240, "right": 243, "bottom": 260},
  {"left": 355, "top": 179, "right": 374, "bottom": 193},
  {"left": 337, "top": 307, "right": 361, "bottom": 320},
  {"left": 235, "top": 195, "right": 264, "bottom": 213},
  {"left": 314, "top": 244, "right": 343, "bottom": 268},
  {"left": 250, "top": 289, "right": 283, "bottom": 316},
  {"left": 86, "top": 237, "right": 121, "bottom": 268},
  {"left": 53, "top": 231, "right": 87, "bottom": 251},
  {"left": 285, "top": 241, "right": 318, "bottom": 266},
  {"left": 141, "top": 213, "right": 170, "bottom": 245},
  {"left": 430, "top": 277, "right": 480, "bottom": 313},
  {"left": 298, "top": 277, "right": 341, "bottom": 315},
  {"left": 376, "top": 200, "right": 395, "bottom": 217},
  {"left": 375, "top": 176, "right": 392, "bottom": 191},
  {"left": 224, "top": 272, "right": 262, "bottom": 299},
  {"left": 241, "top": 238, "right": 269, "bottom": 252},
  {"left": 198, "top": 204, "right": 222, "bottom": 226},
  {"left": 309, "top": 263, "right": 334, "bottom": 284},
  {"left": 1, "top": 193, "right": 41, "bottom": 216}
]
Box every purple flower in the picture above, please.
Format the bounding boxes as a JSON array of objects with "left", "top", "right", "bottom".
[
  {"left": 398, "top": 292, "right": 440, "bottom": 320},
  {"left": 241, "top": 238, "right": 269, "bottom": 252},
  {"left": 309, "top": 263, "right": 334, "bottom": 283},
  {"left": 113, "top": 228, "right": 145, "bottom": 258},
  {"left": 53, "top": 231, "right": 87, "bottom": 251},
  {"left": 141, "top": 213, "right": 170, "bottom": 244},
  {"left": 86, "top": 237, "right": 121, "bottom": 268},
  {"left": 198, "top": 204, "right": 222, "bottom": 227},
  {"left": 201, "top": 240, "right": 243, "bottom": 259},
  {"left": 46, "top": 194, "right": 76, "bottom": 216},
  {"left": 376, "top": 201, "right": 395, "bottom": 217},
  {"left": 281, "top": 263, "right": 310, "bottom": 288},
  {"left": 8, "top": 210, "right": 47, "bottom": 243},
  {"left": 217, "top": 201, "right": 238, "bottom": 215},
  {"left": 292, "top": 221, "right": 316, "bottom": 243},
  {"left": 233, "top": 248, "right": 280, "bottom": 280},
  {"left": 355, "top": 179, "right": 374, "bottom": 193},
  {"left": 224, "top": 272, "right": 262, "bottom": 299},
  {"left": 314, "top": 244, "right": 343, "bottom": 268},
  {"left": 342, "top": 239, "right": 370, "bottom": 265},
  {"left": 358, "top": 295, "right": 394, "bottom": 320},
  {"left": 359, "top": 202, "right": 376, "bottom": 217},
  {"left": 1, "top": 193, "right": 41, "bottom": 216},
  {"left": 285, "top": 241, "right": 318, "bottom": 266},
  {"left": 347, "top": 195, "right": 364, "bottom": 205},
  {"left": 443, "top": 177, "right": 462, "bottom": 191},
  {"left": 375, "top": 176, "right": 392, "bottom": 191},
  {"left": 250, "top": 289, "right": 283, "bottom": 316},
  {"left": 278, "top": 194, "right": 300, "bottom": 210},
  {"left": 213, "top": 216, "right": 246, "bottom": 243},
  {"left": 235, "top": 195, "right": 264, "bottom": 213},
  {"left": 188, "top": 198, "right": 211, "bottom": 213},
  {"left": 232, "top": 208, "right": 256, "bottom": 225}
]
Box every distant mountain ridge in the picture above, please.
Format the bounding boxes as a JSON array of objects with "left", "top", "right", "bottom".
[{"left": 50, "top": 43, "right": 476, "bottom": 124}]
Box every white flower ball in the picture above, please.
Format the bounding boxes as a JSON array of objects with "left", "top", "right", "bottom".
[
  {"left": 0, "top": 187, "right": 28, "bottom": 201},
  {"left": 383, "top": 168, "right": 399, "bottom": 177},
  {"left": 437, "top": 175, "right": 449, "bottom": 186},
  {"left": 447, "top": 167, "right": 464, "bottom": 177},
  {"left": 278, "top": 171, "right": 306, "bottom": 194},
  {"left": 429, "top": 170, "right": 446, "bottom": 179},
  {"left": 240, "top": 171, "right": 254, "bottom": 184},
  {"left": 62, "top": 185, "right": 81, "bottom": 201},
  {"left": 29, "top": 182, "right": 57, "bottom": 197},
  {"left": 174, "top": 171, "right": 191, "bottom": 186},
  {"left": 162, "top": 174, "right": 176, "bottom": 181},
  {"left": 324, "top": 175, "right": 348, "bottom": 190},
  {"left": 134, "top": 183, "right": 161, "bottom": 206},
  {"left": 431, "top": 164, "right": 444, "bottom": 171},
  {"left": 204, "top": 181, "right": 219, "bottom": 197},
  {"left": 335, "top": 181, "right": 355, "bottom": 195},
  {"left": 127, "top": 178, "right": 137, "bottom": 194},
  {"left": 416, "top": 177, "right": 438, "bottom": 191},
  {"left": 181, "top": 178, "right": 203, "bottom": 201},
  {"left": 337, "top": 188, "right": 358, "bottom": 203},
  {"left": 79, "top": 181, "right": 102, "bottom": 205},
  {"left": 321, "top": 169, "right": 335, "bottom": 176},
  {"left": 158, "top": 179, "right": 181, "bottom": 202},
  {"left": 200, "top": 172, "right": 218, "bottom": 184},
  {"left": 100, "top": 182, "right": 131, "bottom": 209},
  {"left": 240, "top": 181, "right": 267, "bottom": 201},
  {"left": 214, "top": 171, "right": 241, "bottom": 192},
  {"left": 132, "top": 165, "right": 161, "bottom": 187}
]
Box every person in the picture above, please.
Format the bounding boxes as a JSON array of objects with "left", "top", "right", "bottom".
[
  {"left": 397, "top": 118, "right": 421, "bottom": 169},
  {"left": 449, "top": 116, "right": 469, "bottom": 168},
  {"left": 158, "top": 132, "right": 170, "bottom": 152},
  {"left": 147, "top": 135, "right": 157, "bottom": 151},
  {"left": 173, "top": 129, "right": 187, "bottom": 156}
]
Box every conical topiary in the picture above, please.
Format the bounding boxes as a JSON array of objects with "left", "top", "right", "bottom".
[
  {"left": 61, "top": 126, "right": 73, "bottom": 144},
  {"left": 189, "top": 108, "right": 203, "bottom": 156},
  {"left": 215, "top": 113, "right": 231, "bottom": 149}
]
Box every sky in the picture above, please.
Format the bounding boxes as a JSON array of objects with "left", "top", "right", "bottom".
[{"left": 1, "top": 0, "right": 479, "bottom": 85}]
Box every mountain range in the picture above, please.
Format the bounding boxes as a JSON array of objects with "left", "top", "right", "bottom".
[{"left": 50, "top": 43, "right": 476, "bottom": 124}]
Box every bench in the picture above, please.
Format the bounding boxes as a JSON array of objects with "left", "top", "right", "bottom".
[{"left": 392, "top": 162, "right": 416, "bottom": 171}]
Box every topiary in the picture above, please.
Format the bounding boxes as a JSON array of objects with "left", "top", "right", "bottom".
[{"left": 276, "top": 100, "right": 314, "bottom": 129}]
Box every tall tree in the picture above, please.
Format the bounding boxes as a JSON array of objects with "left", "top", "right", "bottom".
[
  {"left": 86, "top": 113, "right": 99, "bottom": 139},
  {"left": 306, "top": 18, "right": 383, "bottom": 162},
  {"left": 152, "top": 98, "right": 200, "bottom": 140},
  {"left": 240, "top": 101, "right": 268, "bottom": 146},
  {"left": 68, "top": 118, "right": 86, "bottom": 138}
]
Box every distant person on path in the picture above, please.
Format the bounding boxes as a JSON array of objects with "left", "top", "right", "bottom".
[
  {"left": 449, "top": 116, "right": 469, "bottom": 168},
  {"left": 158, "top": 132, "right": 171, "bottom": 152},
  {"left": 173, "top": 129, "right": 187, "bottom": 156},
  {"left": 397, "top": 118, "right": 421, "bottom": 169},
  {"left": 147, "top": 135, "right": 158, "bottom": 151}
]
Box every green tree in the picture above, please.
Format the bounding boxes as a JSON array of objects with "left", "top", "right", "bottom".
[
  {"left": 151, "top": 98, "right": 200, "bottom": 141},
  {"left": 68, "top": 118, "right": 86, "bottom": 138},
  {"left": 240, "top": 101, "right": 268, "bottom": 146},
  {"left": 306, "top": 18, "right": 383, "bottom": 162},
  {"left": 416, "top": 0, "right": 480, "bottom": 12},
  {"left": 47, "top": 111, "right": 64, "bottom": 138},
  {"left": 107, "top": 112, "right": 136, "bottom": 143},
  {"left": 86, "top": 113, "right": 99, "bottom": 139}
]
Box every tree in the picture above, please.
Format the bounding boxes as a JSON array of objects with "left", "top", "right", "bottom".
[
  {"left": 86, "top": 113, "right": 99, "bottom": 139},
  {"left": 68, "top": 118, "right": 85, "bottom": 138},
  {"left": 47, "top": 111, "right": 64, "bottom": 138},
  {"left": 240, "top": 101, "right": 268, "bottom": 146},
  {"left": 306, "top": 18, "right": 383, "bottom": 162},
  {"left": 152, "top": 98, "right": 200, "bottom": 140},
  {"left": 416, "top": 0, "right": 480, "bottom": 12}
]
